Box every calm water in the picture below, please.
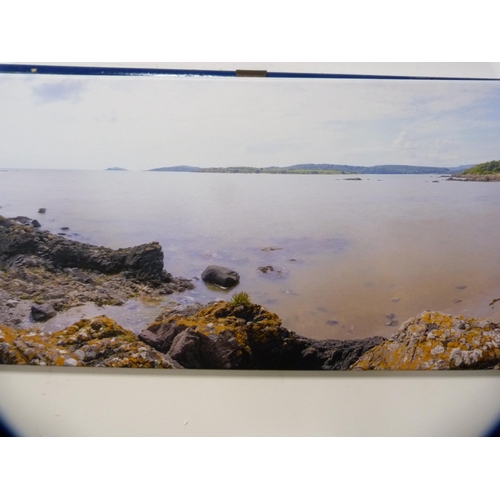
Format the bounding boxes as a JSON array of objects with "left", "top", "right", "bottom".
[{"left": 1, "top": 169, "right": 500, "bottom": 340}]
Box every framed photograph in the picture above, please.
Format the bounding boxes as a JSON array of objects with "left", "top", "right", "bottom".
[{"left": 1, "top": 64, "right": 500, "bottom": 370}]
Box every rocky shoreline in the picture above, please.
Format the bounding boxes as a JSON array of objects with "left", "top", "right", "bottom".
[
  {"left": 1, "top": 214, "right": 500, "bottom": 370},
  {"left": 0, "top": 214, "right": 192, "bottom": 327},
  {"left": 447, "top": 173, "right": 500, "bottom": 182}
]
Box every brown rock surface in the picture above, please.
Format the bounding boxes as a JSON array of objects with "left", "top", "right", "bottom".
[
  {"left": 0, "top": 316, "right": 178, "bottom": 368},
  {"left": 351, "top": 311, "right": 500, "bottom": 370}
]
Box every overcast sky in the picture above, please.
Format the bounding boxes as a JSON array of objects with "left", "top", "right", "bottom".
[{"left": 1, "top": 73, "right": 499, "bottom": 170}]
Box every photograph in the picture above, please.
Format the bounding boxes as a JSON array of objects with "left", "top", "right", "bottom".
[{"left": 1, "top": 68, "right": 500, "bottom": 370}]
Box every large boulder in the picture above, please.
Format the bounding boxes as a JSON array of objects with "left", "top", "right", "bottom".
[
  {"left": 139, "top": 301, "right": 385, "bottom": 370},
  {"left": 351, "top": 311, "right": 500, "bottom": 370},
  {"left": 201, "top": 265, "right": 240, "bottom": 287},
  {"left": 0, "top": 215, "right": 168, "bottom": 282}
]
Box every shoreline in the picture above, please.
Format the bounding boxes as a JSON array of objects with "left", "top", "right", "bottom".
[
  {"left": 1, "top": 213, "right": 500, "bottom": 369},
  {"left": 447, "top": 173, "right": 500, "bottom": 182}
]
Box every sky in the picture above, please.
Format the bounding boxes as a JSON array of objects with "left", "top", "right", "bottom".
[{"left": 1, "top": 72, "right": 500, "bottom": 170}]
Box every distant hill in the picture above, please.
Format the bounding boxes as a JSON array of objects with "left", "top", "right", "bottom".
[
  {"left": 106, "top": 167, "right": 128, "bottom": 171},
  {"left": 149, "top": 166, "right": 202, "bottom": 172},
  {"left": 148, "top": 163, "right": 463, "bottom": 175}
]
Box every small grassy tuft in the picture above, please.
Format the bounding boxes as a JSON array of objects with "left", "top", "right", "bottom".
[{"left": 230, "top": 291, "right": 252, "bottom": 307}]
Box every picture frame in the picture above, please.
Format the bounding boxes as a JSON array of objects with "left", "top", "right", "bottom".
[{"left": 1, "top": 63, "right": 500, "bottom": 373}]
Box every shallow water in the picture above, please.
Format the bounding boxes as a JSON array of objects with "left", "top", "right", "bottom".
[{"left": 1, "top": 169, "right": 500, "bottom": 339}]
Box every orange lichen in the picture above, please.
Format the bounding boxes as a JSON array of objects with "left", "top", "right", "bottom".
[
  {"left": 0, "top": 316, "right": 176, "bottom": 368},
  {"left": 352, "top": 311, "right": 500, "bottom": 370}
]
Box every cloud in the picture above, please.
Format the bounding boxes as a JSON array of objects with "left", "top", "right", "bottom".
[
  {"left": 32, "top": 80, "right": 86, "bottom": 104},
  {"left": 392, "top": 130, "right": 412, "bottom": 149}
]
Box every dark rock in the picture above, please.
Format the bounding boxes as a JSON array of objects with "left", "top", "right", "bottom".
[
  {"left": 206, "top": 331, "right": 250, "bottom": 369},
  {"left": 168, "top": 330, "right": 213, "bottom": 369},
  {"left": 0, "top": 214, "right": 193, "bottom": 321},
  {"left": 258, "top": 265, "right": 274, "bottom": 273},
  {"left": 385, "top": 313, "right": 398, "bottom": 327},
  {"left": 38, "top": 208, "right": 46, "bottom": 214},
  {"left": 344, "top": 177, "right": 362, "bottom": 181},
  {"left": 31, "top": 303, "right": 56, "bottom": 321},
  {"left": 0, "top": 215, "right": 168, "bottom": 282},
  {"left": 289, "top": 336, "right": 388, "bottom": 370},
  {"left": 31, "top": 220, "right": 41, "bottom": 228},
  {"left": 138, "top": 322, "right": 187, "bottom": 353},
  {"left": 201, "top": 265, "right": 240, "bottom": 287},
  {"left": 11, "top": 216, "right": 32, "bottom": 225},
  {"left": 141, "top": 301, "right": 386, "bottom": 370},
  {"left": 60, "top": 227, "right": 69, "bottom": 231},
  {"left": 257, "top": 265, "right": 288, "bottom": 278},
  {"left": 326, "top": 320, "right": 339, "bottom": 326}
]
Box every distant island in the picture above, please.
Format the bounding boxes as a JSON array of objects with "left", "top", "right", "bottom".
[
  {"left": 106, "top": 167, "right": 128, "bottom": 171},
  {"left": 148, "top": 163, "right": 467, "bottom": 175}
]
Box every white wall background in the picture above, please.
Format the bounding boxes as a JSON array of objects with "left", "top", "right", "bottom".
[{"left": 1, "top": 62, "right": 500, "bottom": 437}]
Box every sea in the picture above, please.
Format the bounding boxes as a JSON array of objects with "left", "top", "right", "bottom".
[{"left": 1, "top": 169, "right": 500, "bottom": 340}]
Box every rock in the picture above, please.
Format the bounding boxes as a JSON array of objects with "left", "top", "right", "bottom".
[
  {"left": 201, "top": 265, "right": 240, "bottom": 287},
  {"left": 31, "top": 303, "right": 57, "bottom": 321},
  {"left": 257, "top": 265, "right": 288, "bottom": 278},
  {"left": 385, "top": 313, "right": 398, "bottom": 326},
  {"left": 261, "top": 247, "right": 283, "bottom": 252},
  {"left": 168, "top": 330, "right": 213, "bottom": 369},
  {"left": 0, "top": 214, "right": 192, "bottom": 322},
  {"left": 38, "top": 208, "right": 46, "bottom": 214},
  {"left": 352, "top": 311, "right": 500, "bottom": 370},
  {"left": 0, "top": 316, "right": 178, "bottom": 368},
  {"left": 0, "top": 215, "right": 168, "bottom": 282},
  {"left": 60, "top": 227, "right": 69, "bottom": 231},
  {"left": 139, "top": 322, "right": 187, "bottom": 353},
  {"left": 258, "top": 265, "right": 274, "bottom": 273},
  {"left": 11, "top": 216, "right": 32, "bottom": 225},
  {"left": 140, "top": 301, "right": 385, "bottom": 370},
  {"left": 344, "top": 177, "right": 362, "bottom": 181},
  {"left": 31, "top": 220, "right": 41, "bottom": 228}
]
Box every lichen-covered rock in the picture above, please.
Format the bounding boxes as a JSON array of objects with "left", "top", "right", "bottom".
[
  {"left": 140, "top": 301, "right": 385, "bottom": 370},
  {"left": 0, "top": 316, "right": 178, "bottom": 368},
  {"left": 351, "top": 311, "right": 500, "bottom": 370}
]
